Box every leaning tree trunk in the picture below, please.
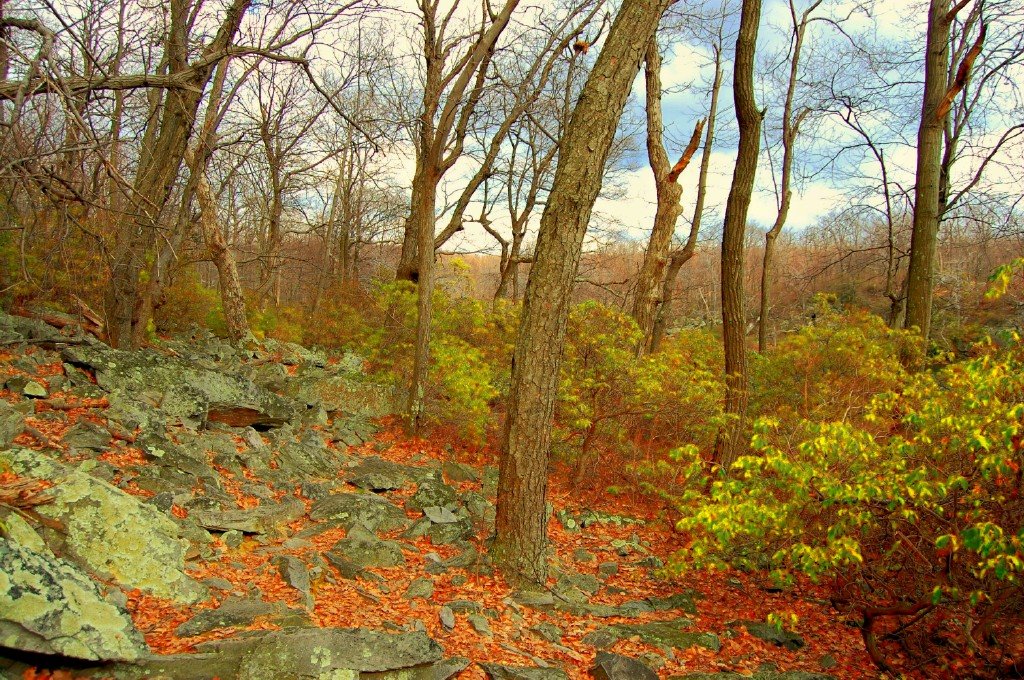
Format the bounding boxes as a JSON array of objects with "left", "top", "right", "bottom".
[
  {"left": 649, "top": 43, "right": 723, "bottom": 353},
  {"left": 758, "top": 0, "right": 815, "bottom": 353},
  {"left": 192, "top": 163, "right": 248, "bottom": 342},
  {"left": 105, "top": 0, "right": 249, "bottom": 348},
  {"left": 632, "top": 37, "right": 703, "bottom": 355},
  {"left": 491, "top": 0, "right": 672, "bottom": 585},
  {"left": 713, "top": 0, "right": 763, "bottom": 470},
  {"left": 904, "top": 0, "right": 952, "bottom": 338}
]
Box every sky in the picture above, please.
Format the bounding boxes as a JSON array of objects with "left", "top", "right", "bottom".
[{"left": 377, "top": 0, "right": 1021, "bottom": 256}]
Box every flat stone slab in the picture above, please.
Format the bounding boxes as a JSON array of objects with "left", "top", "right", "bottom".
[
  {"left": 582, "top": 619, "right": 721, "bottom": 653},
  {"left": 480, "top": 663, "right": 569, "bottom": 680},
  {"left": 175, "top": 596, "right": 309, "bottom": 637},
  {"left": 191, "top": 497, "right": 305, "bottom": 535},
  {"left": 0, "top": 539, "right": 146, "bottom": 662},
  {"left": 5, "top": 448, "right": 205, "bottom": 604},
  {"left": 309, "top": 492, "right": 410, "bottom": 533}
]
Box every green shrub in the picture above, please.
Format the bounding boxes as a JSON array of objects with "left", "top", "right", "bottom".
[{"left": 672, "top": 335, "right": 1024, "bottom": 675}]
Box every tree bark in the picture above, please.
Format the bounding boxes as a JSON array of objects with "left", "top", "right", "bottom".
[
  {"left": 104, "top": 0, "right": 250, "bottom": 348},
  {"left": 758, "top": 0, "right": 817, "bottom": 352},
  {"left": 650, "top": 42, "right": 723, "bottom": 353},
  {"left": 194, "top": 163, "right": 249, "bottom": 342},
  {"left": 904, "top": 0, "right": 953, "bottom": 338},
  {"left": 713, "top": 0, "right": 763, "bottom": 469},
  {"left": 491, "top": 0, "right": 671, "bottom": 585},
  {"left": 632, "top": 37, "right": 703, "bottom": 355}
]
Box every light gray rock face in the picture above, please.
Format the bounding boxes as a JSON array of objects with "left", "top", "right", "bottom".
[
  {"left": 480, "top": 664, "right": 570, "bottom": 680},
  {"left": 190, "top": 497, "right": 305, "bottom": 535},
  {"left": 62, "top": 344, "right": 293, "bottom": 428},
  {"left": 4, "top": 447, "right": 206, "bottom": 604},
  {"left": 309, "top": 493, "right": 410, "bottom": 533},
  {"left": 582, "top": 619, "right": 721, "bottom": 653},
  {"left": 0, "top": 399, "right": 26, "bottom": 448},
  {"left": 324, "top": 525, "right": 405, "bottom": 578},
  {"left": 0, "top": 539, "right": 147, "bottom": 661},
  {"left": 235, "top": 628, "right": 444, "bottom": 678}
]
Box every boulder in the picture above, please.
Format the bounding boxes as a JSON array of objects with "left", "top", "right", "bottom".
[
  {"left": 62, "top": 344, "right": 292, "bottom": 428},
  {"left": 236, "top": 627, "right": 443, "bottom": 677},
  {"left": 324, "top": 525, "right": 405, "bottom": 576},
  {"left": 348, "top": 456, "right": 422, "bottom": 491},
  {"left": 0, "top": 539, "right": 146, "bottom": 661},
  {"left": 741, "top": 621, "right": 805, "bottom": 651},
  {"left": 582, "top": 620, "right": 720, "bottom": 653},
  {"left": 175, "top": 596, "right": 309, "bottom": 637},
  {"left": 190, "top": 497, "right": 305, "bottom": 535},
  {"left": 406, "top": 480, "right": 459, "bottom": 513},
  {"left": 309, "top": 493, "right": 409, "bottom": 533},
  {"left": 480, "top": 664, "right": 569, "bottom": 680},
  {"left": 0, "top": 399, "right": 26, "bottom": 448},
  {"left": 589, "top": 652, "right": 658, "bottom": 680},
  {"left": 4, "top": 448, "right": 206, "bottom": 604}
]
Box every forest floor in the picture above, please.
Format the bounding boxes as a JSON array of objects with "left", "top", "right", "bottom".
[{"left": 0, "top": 324, "right": 881, "bottom": 679}]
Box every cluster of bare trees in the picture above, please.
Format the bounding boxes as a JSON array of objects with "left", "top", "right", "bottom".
[{"left": 2, "top": 0, "right": 1022, "bottom": 581}]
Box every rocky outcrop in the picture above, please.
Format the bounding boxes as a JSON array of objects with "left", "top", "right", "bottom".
[
  {"left": 62, "top": 344, "right": 293, "bottom": 428},
  {"left": 0, "top": 539, "right": 146, "bottom": 661},
  {"left": 4, "top": 448, "right": 206, "bottom": 604}
]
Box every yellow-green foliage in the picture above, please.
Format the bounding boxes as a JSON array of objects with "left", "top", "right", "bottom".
[
  {"left": 154, "top": 271, "right": 220, "bottom": 334},
  {"left": 672, "top": 333, "right": 1024, "bottom": 621}
]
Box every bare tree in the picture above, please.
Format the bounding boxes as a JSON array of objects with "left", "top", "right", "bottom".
[
  {"left": 757, "top": 0, "right": 820, "bottom": 352},
  {"left": 631, "top": 35, "right": 703, "bottom": 354},
  {"left": 714, "top": 0, "right": 763, "bottom": 468},
  {"left": 491, "top": 0, "right": 671, "bottom": 585}
]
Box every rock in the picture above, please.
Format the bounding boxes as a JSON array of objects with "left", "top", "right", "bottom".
[
  {"left": 222, "top": 530, "right": 244, "bottom": 549},
  {"left": 442, "top": 461, "right": 479, "bottom": 483},
  {"left": 423, "top": 506, "right": 461, "bottom": 524},
  {"left": 529, "top": 623, "right": 563, "bottom": 644},
  {"left": 235, "top": 627, "right": 443, "bottom": 676},
  {"left": 446, "top": 600, "right": 481, "bottom": 614},
  {"left": 274, "top": 433, "right": 348, "bottom": 478},
  {"left": 62, "top": 420, "right": 111, "bottom": 452},
  {"left": 406, "top": 479, "right": 458, "bottom": 513},
  {"left": 325, "top": 524, "right": 405, "bottom": 574},
  {"left": 467, "top": 613, "right": 492, "bottom": 637},
  {"left": 283, "top": 372, "right": 395, "bottom": 419},
  {"left": 310, "top": 492, "right": 410, "bottom": 533},
  {"left": 439, "top": 606, "right": 456, "bottom": 631},
  {"left": 348, "top": 456, "right": 420, "bottom": 491},
  {"left": 0, "top": 539, "right": 146, "bottom": 661},
  {"left": 0, "top": 510, "right": 50, "bottom": 555},
  {"left": 480, "top": 663, "right": 569, "bottom": 680},
  {"left": 555, "top": 570, "right": 601, "bottom": 596},
  {"left": 175, "top": 596, "right": 308, "bottom": 637},
  {"left": 672, "top": 672, "right": 835, "bottom": 680},
  {"left": 4, "top": 448, "right": 205, "bottom": 604},
  {"left": 426, "top": 518, "right": 473, "bottom": 545},
  {"left": 742, "top": 621, "right": 805, "bottom": 651},
  {"left": 272, "top": 555, "right": 311, "bottom": 596},
  {"left": 404, "top": 578, "right": 435, "bottom": 601},
  {"left": 582, "top": 620, "right": 720, "bottom": 653},
  {"left": 0, "top": 400, "right": 26, "bottom": 448},
  {"left": 589, "top": 652, "right": 657, "bottom": 680},
  {"left": 597, "top": 562, "right": 618, "bottom": 578},
  {"left": 191, "top": 497, "right": 305, "bottom": 535},
  {"left": 22, "top": 380, "right": 48, "bottom": 398},
  {"left": 362, "top": 656, "right": 471, "bottom": 680},
  {"left": 573, "top": 548, "right": 595, "bottom": 563},
  {"left": 62, "top": 344, "right": 293, "bottom": 428}
]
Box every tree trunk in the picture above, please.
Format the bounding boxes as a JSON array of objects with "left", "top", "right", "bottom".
[
  {"left": 650, "top": 43, "right": 723, "bottom": 353},
  {"left": 713, "top": 0, "right": 763, "bottom": 470},
  {"left": 491, "top": 0, "right": 671, "bottom": 585},
  {"left": 104, "top": 0, "right": 249, "bottom": 348},
  {"left": 904, "top": 0, "right": 952, "bottom": 338},
  {"left": 405, "top": 166, "right": 438, "bottom": 432},
  {"left": 758, "top": 1, "right": 814, "bottom": 353},
  {"left": 632, "top": 38, "right": 703, "bottom": 354}
]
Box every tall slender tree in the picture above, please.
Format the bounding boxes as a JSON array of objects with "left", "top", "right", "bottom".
[
  {"left": 757, "top": 0, "right": 820, "bottom": 352},
  {"left": 491, "top": 0, "right": 672, "bottom": 584},
  {"left": 631, "top": 35, "right": 704, "bottom": 355},
  {"left": 714, "top": 0, "right": 763, "bottom": 469}
]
